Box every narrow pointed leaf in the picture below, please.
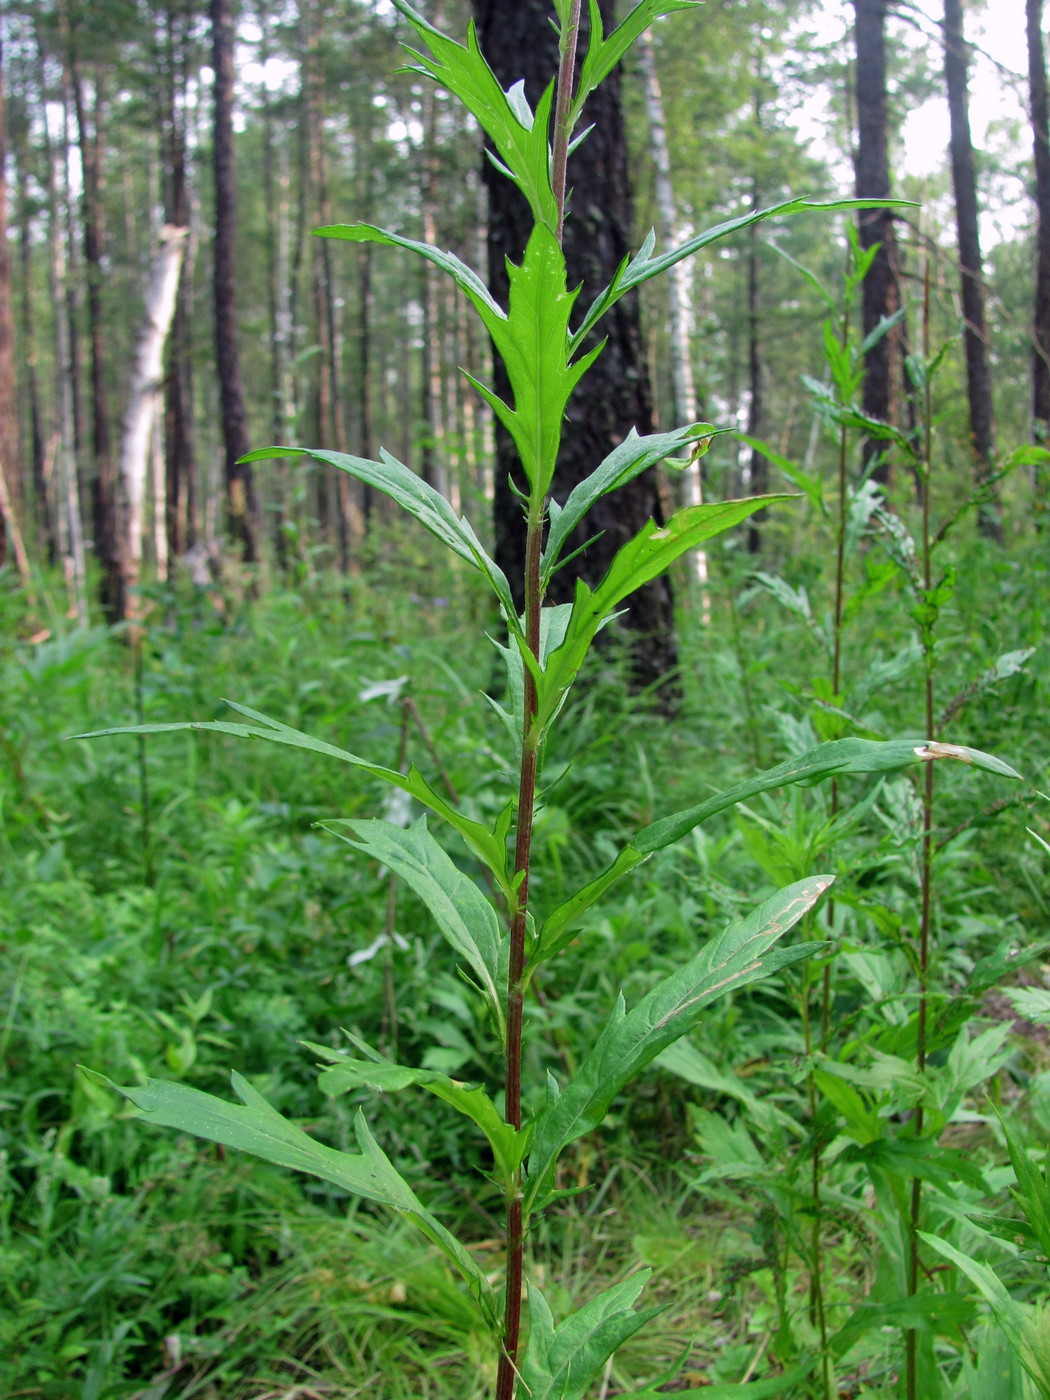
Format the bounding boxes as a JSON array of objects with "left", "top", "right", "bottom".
[
  {"left": 541, "top": 424, "right": 719, "bottom": 577},
  {"left": 321, "top": 816, "right": 505, "bottom": 1033},
  {"left": 534, "top": 496, "right": 790, "bottom": 733},
  {"left": 571, "top": 0, "right": 700, "bottom": 125},
  {"left": 240, "top": 445, "right": 517, "bottom": 624},
  {"left": 485, "top": 223, "right": 598, "bottom": 496},
  {"left": 525, "top": 877, "right": 831, "bottom": 1215},
  {"left": 920, "top": 1233, "right": 1050, "bottom": 1397},
  {"left": 74, "top": 701, "right": 513, "bottom": 895},
  {"left": 571, "top": 198, "right": 917, "bottom": 350},
  {"left": 520, "top": 1272, "right": 661, "bottom": 1400},
  {"left": 391, "top": 0, "right": 558, "bottom": 227},
  {"left": 305, "top": 1043, "right": 526, "bottom": 1181},
  {"left": 536, "top": 737, "right": 1020, "bottom": 960},
  {"left": 92, "top": 1070, "right": 499, "bottom": 1327}
]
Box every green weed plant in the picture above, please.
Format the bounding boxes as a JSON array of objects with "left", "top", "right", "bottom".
[{"left": 77, "top": 4, "right": 1024, "bottom": 1396}]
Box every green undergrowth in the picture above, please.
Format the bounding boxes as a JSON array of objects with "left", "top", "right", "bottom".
[{"left": 1, "top": 523, "right": 1048, "bottom": 1396}]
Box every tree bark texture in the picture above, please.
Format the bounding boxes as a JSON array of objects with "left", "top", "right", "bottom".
[
  {"left": 211, "top": 0, "right": 261, "bottom": 562},
  {"left": 1027, "top": 0, "right": 1050, "bottom": 524},
  {"left": 852, "top": 0, "right": 904, "bottom": 484},
  {"left": 943, "top": 0, "right": 1001, "bottom": 539},
  {"left": 471, "top": 0, "right": 677, "bottom": 693},
  {"left": 0, "top": 37, "right": 20, "bottom": 570},
  {"left": 118, "top": 226, "right": 187, "bottom": 616},
  {"left": 68, "top": 42, "right": 122, "bottom": 615}
]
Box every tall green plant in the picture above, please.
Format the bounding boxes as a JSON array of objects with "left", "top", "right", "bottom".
[{"left": 79, "top": 4, "right": 1019, "bottom": 1394}]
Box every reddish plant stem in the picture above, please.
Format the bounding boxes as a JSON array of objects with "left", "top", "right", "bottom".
[
  {"left": 552, "top": 0, "right": 583, "bottom": 244},
  {"left": 496, "top": 13, "right": 582, "bottom": 1392}
]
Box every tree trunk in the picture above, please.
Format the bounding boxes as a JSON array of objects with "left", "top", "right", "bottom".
[
  {"left": 0, "top": 35, "right": 21, "bottom": 571},
  {"left": 68, "top": 41, "right": 121, "bottom": 615},
  {"left": 118, "top": 226, "right": 187, "bottom": 617},
  {"left": 852, "top": 0, "right": 905, "bottom": 484},
  {"left": 1027, "top": 0, "right": 1050, "bottom": 525},
  {"left": 943, "top": 0, "right": 1001, "bottom": 540},
  {"left": 211, "top": 0, "right": 261, "bottom": 563},
  {"left": 13, "top": 108, "right": 52, "bottom": 561},
  {"left": 161, "top": 0, "right": 199, "bottom": 559},
  {"left": 472, "top": 0, "right": 677, "bottom": 694}
]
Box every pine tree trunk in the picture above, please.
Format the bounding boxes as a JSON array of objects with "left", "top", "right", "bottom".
[
  {"left": 943, "top": 0, "right": 1001, "bottom": 540},
  {"left": 472, "top": 0, "right": 677, "bottom": 695},
  {"left": 13, "top": 115, "right": 51, "bottom": 561},
  {"left": 852, "top": 0, "right": 904, "bottom": 484},
  {"left": 161, "top": 0, "right": 199, "bottom": 560},
  {"left": 1027, "top": 0, "right": 1050, "bottom": 525},
  {"left": 68, "top": 45, "right": 122, "bottom": 616},
  {"left": 210, "top": 0, "right": 261, "bottom": 563}
]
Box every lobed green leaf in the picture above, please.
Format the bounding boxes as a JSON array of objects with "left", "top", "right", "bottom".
[
  {"left": 524, "top": 877, "right": 830, "bottom": 1216},
  {"left": 571, "top": 198, "right": 917, "bottom": 351},
  {"left": 74, "top": 701, "right": 514, "bottom": 897},
  {"left": 520, "top": 1272, "right": 662, "bottom": 1400},
  {"left": 571, "top": 2, "right": 700, "bottom": 129},
  {"left": 391, "top": 0, "right": 558, "bottom": 228},
  {"left": 306, "top": 1041, "right": 526, "bottom": 1182},
  {"left": 321, "top": 817, "right": 507, "bottom": 1035},
  {"left": 534, "top": 496, "right": 787, "bottom": 734},
  {"left": 536, "top": 736, "right": 1021, "bottom": 960},
  {"left": 88, "top": 1069, "right": 499, "bottom": 1329},
  {"left": 541, "top": 424, "right": 719, "bottom": 578},
  {"left": 240, "top": 444, "right": 518, "bottom": 626}
]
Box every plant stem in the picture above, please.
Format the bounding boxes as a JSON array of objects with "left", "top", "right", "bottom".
[
  {"left": 497, "top": 12, "right": 583, "bottom": 1391},
  {"left": 552, "top": 0, "right": 583, "bottom": 244},
  {"left": 906, "top": 260, "right": 935, "bottom": 1400}
]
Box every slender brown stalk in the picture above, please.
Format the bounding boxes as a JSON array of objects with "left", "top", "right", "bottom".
[
  {"left": 906, "top": 259, "right": 934, "bottom": 1400},
  {"left": 551, "top": 0, "right": 583, "bottom": 244},
  {"left": 495, "top": 12, "right": 582, "bottom": 1396}
]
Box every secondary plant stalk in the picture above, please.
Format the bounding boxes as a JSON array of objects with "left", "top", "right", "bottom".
[
  {"left": 496, "top": 13, "right": 582, "bottom": 1394},
  {"left": 906, "top": 261, "right": 935, "bottom": 1400}
]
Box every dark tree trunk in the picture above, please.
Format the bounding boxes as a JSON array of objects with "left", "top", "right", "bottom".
[
  {"left": 745, "top": 69, "right": 767, "bottom": 554},
  {"left": 13, "top": 111, "right": 51, "bottom": 560},
  {"left": 210, "top": 0, "right": 261, "bottom": 562},
  {"left": 0, "top": 37, "right": 21, "bottom": 570},
  {"left": 852, "top": 0, "right": 904, "bottom": 485},
  {"left": 1027, "top": 0, "right": 1050, "bottom": 525},
  {"left": 68, "top": 45, "right": 122, "bottom": 617},
  {"left": 943, "top": 0, "right": 1001, "bottom": 540},
  {"left": 471, "top": 0, "right": 677, "bottom": 694},
  {"left": 162, "top": 0, "right": 198, "bottom": 558}
]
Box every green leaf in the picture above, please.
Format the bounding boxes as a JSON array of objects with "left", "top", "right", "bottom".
[
  {"left": 829, "top": 1290, "right": 976, "bottom": 1360},
  {"left": 74, "top": 701, "right": 514, "bottom": 897},
  {"left": 735, "top": 434, "right": 825, "bottom": 515},
  {"left": 306, "top": 1041, "right": 526, "bottom": 1182},
  {"left": 570, "top": 1, "right": 700, "bottom": 126},
  {"left": 478, "top": 223, "right": 601, "bottom": 498},
  {"left": 321, "top": 817, "right": 506, "bottom": 1034},
  {"left": 541, "top": 424, "right": 719, "bottom": 578},
  {"left": 571, "top": 198, "right": 917, "bottom": 350},
  {"left": 240, "top": 444, "right": 517, "bottom": 626},
  {"left": 920, "top": 1233, "right": 1050, "bottom": 1398},
  {"left": 525, "top": 877, "right": 830, "bottom": 1216},
  {"left": 840, "top": 1136, "right": 990, "bottom": 1194},
  {"left": 312, "top": 222, "right": 502, "bottom": 322},
  {"left": 537, "top": 735, "right": 1017, "bottom": 962},
  {"left": 520, "top": 1272, "right": 662, "bottom": 1400},
  {"left": 91, "top": 1069, "right": 499, "bottom": 1329},
  {"left": 391, "top": 1, "right": 557, "bottom": 228},
  {"left": 534, "top": 496, "right": 787, "bottom": 734},
  {"left": 997, "top": 1111, "right": 1050, "bottom": 1265}
]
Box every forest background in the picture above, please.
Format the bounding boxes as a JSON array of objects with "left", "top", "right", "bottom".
[{"left": 3, "top": 0, "right": 1050, "bottom": 1397}]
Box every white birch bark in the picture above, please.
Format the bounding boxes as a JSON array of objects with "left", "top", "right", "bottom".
[{"left": 117, "top": 224, "right": 187, "bottom": 614}]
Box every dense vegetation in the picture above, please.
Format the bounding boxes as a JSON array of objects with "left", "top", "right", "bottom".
[
  {"left": 4, "top": 1, "right": 1050, "bottom": 1397},
  {"left": 2, "top": 498, "right": 1048, "bottom": 1396}
]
